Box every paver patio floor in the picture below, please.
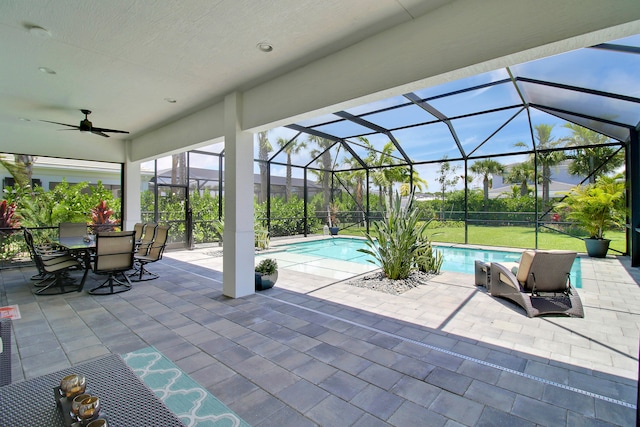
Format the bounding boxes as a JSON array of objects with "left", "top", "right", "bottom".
[{"left": 2, "top": 242, "right": 638, "bottom": 426}]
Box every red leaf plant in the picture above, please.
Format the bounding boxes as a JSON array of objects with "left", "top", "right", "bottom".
[
  {"left": 0, "top": 200, "right": 20, "bottom": 236},
  {"left": 91, "top": 200, "right": 119, "bottom": 233}
]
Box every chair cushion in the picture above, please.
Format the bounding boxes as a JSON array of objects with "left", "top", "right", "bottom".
[{"left": 515, "top": 250, "right": 536, "bottom": 284}]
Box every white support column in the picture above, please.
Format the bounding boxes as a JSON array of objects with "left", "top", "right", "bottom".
[
  {"left": 223, "top": 92, "right": 255, "bottom": 298},
  {"left": 123, "top": 159, "right": 141, "bottom": 231}
]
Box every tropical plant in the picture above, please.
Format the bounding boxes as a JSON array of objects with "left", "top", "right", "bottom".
[
  {"left": 255, "top": 258, "right": 277, "bottom": 275},
  {"left": 359, "top": 191, "right": 438, "bottom": 280},
  {"left": 343, "top": 154, "right": 366, "bottom": 211},
  {"left": 211, "top": 219, "right": 224, "bottom": 241},
  {"left": 435, "top": 157, "right": 460, "bottom": 220},
  {"left": 563, "top": 123, "right": 624, "bottom": 183},
  {"left": 516, "top": 124, "right": 565, "bottom": 207},
  {"left": 555, "top": 174, "right": 625, "bottom": 239},
  {"left": 91, "top": 200, "right": 119, "bottom": 233},
  {"left": 505, "top": 161, "right": 535, "bottom": 197},
  {"left": 414, "top": 240, "right": 443, "bottom": 274},
  {"left": 277, "top": 136, "right": 307, "bottom": 201},
  {"left": 469, "top": 158, "right": 505, "bottom": 208},
  {"left": 0, "top": 199, "right": 21, "bottom": 261},
  {"left": 257, "top": 131, "right": 272, "bottom": 203},
  {"left": 255, "top": 195, "right": 320, "bottom": 236},
  {"left": 255, "top": 222, "right": 269, "bottom": 249},
  {"left": 0, "top": 155, "right": 35, "bottom": 190},
  {"left": 0, "top": 200, "right": 20, "bottom": 234},
  {"left": 328, "top": 202, "right": 340, "bottom": 227},
  {"left": 308, "top": 135, "right": 336, "bottom": 208}
]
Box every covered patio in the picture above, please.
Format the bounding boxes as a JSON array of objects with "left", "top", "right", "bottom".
[
  {"left": 1, "top": 2, "right": 640, "bottom": 426},
  {"left": 2, "top": 245, "right": 638, "bottom": 426}
]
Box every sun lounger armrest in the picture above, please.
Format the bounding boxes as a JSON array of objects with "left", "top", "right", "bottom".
[{"left": 490, "top": 262, "right": 521, "bottom": 295}]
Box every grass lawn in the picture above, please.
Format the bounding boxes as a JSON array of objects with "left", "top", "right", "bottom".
[{"left": 340, "top": 224, "right": 626, "bottom": 255}]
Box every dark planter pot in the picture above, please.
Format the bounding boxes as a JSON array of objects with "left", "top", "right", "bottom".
[
  {"left": 255, "top": 271, "right": 278, "bottom": 291},
  {"left": 329, "top": 227, "right": 339, "bottom": 236},
  {"left": 584, "top": 238, "right": 610, "bottom": 258}
]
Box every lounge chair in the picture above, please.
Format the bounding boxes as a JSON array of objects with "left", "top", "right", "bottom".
[{"left": 489, "top": 250, "right": 584, "bottom": 318}]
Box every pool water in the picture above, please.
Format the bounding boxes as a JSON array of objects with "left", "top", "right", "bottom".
[{"left": 278, "top": 237, "right": 582, "bottom": 288}]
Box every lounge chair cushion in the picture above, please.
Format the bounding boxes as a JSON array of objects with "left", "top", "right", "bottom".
[{"left": 515, "top": 250, "right": 535, "bottom": 284}]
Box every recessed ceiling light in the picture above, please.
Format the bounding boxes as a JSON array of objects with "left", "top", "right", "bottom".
[
  {"left": 38, "top": 66, "right": 56, "bottom": 74},
  {"left": 164, "top": 98, "right": 177, "bottom": 103},
  {"left": 28, "top": 25, "right": 52, "bottom": 39},
  {"left": 257, "top": 42, "right": 273, "bottom": 53}
]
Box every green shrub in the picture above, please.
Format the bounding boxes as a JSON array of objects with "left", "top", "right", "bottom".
[{"left": 414, "top": 239, "right": 443, "bottom": 274}]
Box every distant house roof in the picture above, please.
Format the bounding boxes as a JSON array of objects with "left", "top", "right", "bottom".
[
  {"left": 487, "top": 160, "right": 583, "bottom": 198},
  {"left": 488, "top": 181, "right": 578, "bottom": 198},
  {"left": 154, "top": 167, "right": 321, "bottom": 189}
]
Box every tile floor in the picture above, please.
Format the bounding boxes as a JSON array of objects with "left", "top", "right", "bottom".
[{"left": 1, "top": 241, "right": 639, "bottom": 426}]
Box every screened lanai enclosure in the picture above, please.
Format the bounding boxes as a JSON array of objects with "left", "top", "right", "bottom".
[
  {"left": 2, "top": 34, "right": 640, "bottom": 265},
  {"left": 133, "top": 34, "right": 640, "bottom": 259},
  {"left": 242, "top": 34, "right": 639, "bottom": 256}
]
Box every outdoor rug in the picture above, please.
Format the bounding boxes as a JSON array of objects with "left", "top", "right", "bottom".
[{"left": 122, "top": 346, "right": 250, "bottom": 427}]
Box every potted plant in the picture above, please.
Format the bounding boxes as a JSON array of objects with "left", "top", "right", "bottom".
[
  {"left": 555, "top": 174, "right": 625, "bottom": 258},
  {"left": 255, "top": 258, "right": 278, "bottom": 291}
]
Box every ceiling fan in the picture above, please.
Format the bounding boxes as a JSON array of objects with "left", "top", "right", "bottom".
[{"left": 42, "top": 109, "right": 129, "bottom": 138}]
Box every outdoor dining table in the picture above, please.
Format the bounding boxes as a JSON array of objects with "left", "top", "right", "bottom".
[
  {"left": 49, "top": 236, "right": 97, "bottom": 292},
  {"left": 0, "top": 353, "right": 185, "bottom": 426},
  {"left": 56, "top": 236, "right": 96, "bottom": 252}
]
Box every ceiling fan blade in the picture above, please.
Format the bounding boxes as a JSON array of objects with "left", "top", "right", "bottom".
[
  {"left": 91, "top": 130, "right": 111, "bottom": 137},
  {"left": 41, "top": 120, "right": 80, "bottom": 130},
  {"left": 92, "top": 127, "right": 130, "bottom": 134}
]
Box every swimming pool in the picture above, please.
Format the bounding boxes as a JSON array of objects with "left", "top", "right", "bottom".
[{"left": 276, "top": 237, "right": 582, "bottom": 287}]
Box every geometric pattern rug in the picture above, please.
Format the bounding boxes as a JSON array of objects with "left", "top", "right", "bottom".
[{"left": 122, "top": 346, "right": 251, "bottom": 427}]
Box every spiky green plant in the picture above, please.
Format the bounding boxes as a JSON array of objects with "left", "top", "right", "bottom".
[
  {"left": 414, "top": 239, "right": 443, "bottom": 274},
  {"left": 255, "top": 222, "right": 270, "bottom": 250},
  {"left": 255, "top": 258, "right": 277, "bottom": 275},
  {"left": 358, "top": 192, "right": 431, "bottom": 280}
]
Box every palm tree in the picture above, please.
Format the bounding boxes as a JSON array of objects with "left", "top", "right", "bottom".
[
  {"left": 505, "top": 161, "right": 535, "bottom": 197},
  {"left": 563, "top": 123, "right": 623, "bottom": 183},
  {"left": 399, "top": 168, "right": 428, "bottom": 196},
  {"left": 276, "top": 136, "right": 307, "bottom": 201},
  {"left": 308, "top": 135, "right": 335, "bottom": 208},
  {"left": 257, "top": 131, "right": 272, "bottom": 203},
  {"left": 358, "top": 138, "right": 386, "bottom": 208},
  {"left": 343, "top": 155, "right": 366, "bottom": 211},
  {"left": 469, "top": 158, "right": 505, "bottom": 208},
  {"left": 370, "top": 141, "right": 399, "bottom": 209},
  {"left": 0, "top": 155, "right": 35, "bottom": 190},
  {"left": 517, "top": 124, "right": 564, "bottom": 206},
  {"left": 436, "top": 157, "right": 460, "bottom": 220}
]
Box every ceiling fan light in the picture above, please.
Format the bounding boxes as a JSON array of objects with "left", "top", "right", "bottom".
[
  {"left": 38, "top": 67, "right": 56, "bottom": 75},
  {"left": 257, "top": 42, "right": 273, "bottom": 53},
  {"left": 28, "top": 25, "right": 52, "bottom": 39}
]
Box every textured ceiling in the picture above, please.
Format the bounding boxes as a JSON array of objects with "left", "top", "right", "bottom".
[{"left": 0, "top": 0, "right": 450, "bottom": 141}]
